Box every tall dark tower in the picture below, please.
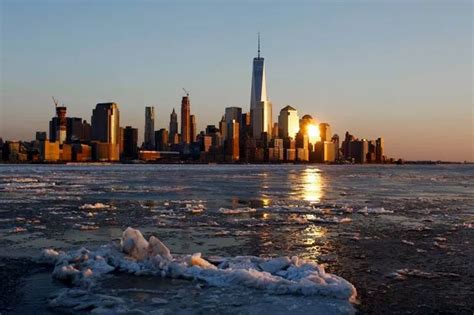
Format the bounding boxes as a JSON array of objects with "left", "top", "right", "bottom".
[
  {"left": 49, "top": 104, "right": 67, "bottom": 144},
  {"left": 169, "top": 108, "right": 178, "bottom": 144},
  {"left": 190, "top": 114, "right": 196, "bottom": 143},
  {"left": 180, "top": 95, "right": 191, "bottom": 144},
  {"left": 144, "top": 106, "right": 155, "bottom": 150},
  {"left": 91, "top": 103, "right": 120, "bottom": 144}
]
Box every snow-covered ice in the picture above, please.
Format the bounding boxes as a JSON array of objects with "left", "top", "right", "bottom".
[
  {"left": 218, "top": 207, "right": 257, "bottom": 214},
  {"left": 79, "top": 203, "right": 112, "bottom": 210},
  {"left": 357, "top": 207, "right": 394, "bottom": 215},
  {"left": 42, "top": 227, "right": 357, "bottom": 312}
]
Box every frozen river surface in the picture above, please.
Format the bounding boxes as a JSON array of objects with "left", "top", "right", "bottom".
[{"left": 0, "top": 164, "right": 473, "bottom": 314}]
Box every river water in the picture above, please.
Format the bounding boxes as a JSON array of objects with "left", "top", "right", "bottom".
[{"left": 0, "top": 164, "right": 472, "bottom": 314}]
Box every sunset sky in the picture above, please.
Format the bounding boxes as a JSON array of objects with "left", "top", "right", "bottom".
[{"left": 1, "top": 0, "right": 472, "bottom": 161}]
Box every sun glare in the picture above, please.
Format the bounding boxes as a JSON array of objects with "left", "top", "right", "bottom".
[{"left": 308, "top": 124, "right": 320, "bottom": 143}]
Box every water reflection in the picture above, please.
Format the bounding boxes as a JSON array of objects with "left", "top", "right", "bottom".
[
  {"left": 261, "top": 197, "right": 271, "bottom": 206},
  {"left": 302, "top": 168, "right": 323, "bottom": 203}
]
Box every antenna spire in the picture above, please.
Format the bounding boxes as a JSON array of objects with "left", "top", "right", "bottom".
[{"left": 257, "top": 32, "right": 260, "bottom": 58}]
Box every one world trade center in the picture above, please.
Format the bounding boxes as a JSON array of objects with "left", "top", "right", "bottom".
[{"left": 250, "top": 33, "right": 272, "bottom": 139}]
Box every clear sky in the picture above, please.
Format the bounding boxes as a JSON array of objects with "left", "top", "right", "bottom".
[{"left": 1, "top": 0, "right": 472, "bottom": 161}]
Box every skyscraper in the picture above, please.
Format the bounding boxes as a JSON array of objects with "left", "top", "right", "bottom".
[
  {"left": 319, "top": 123, "right": 332, "bottom": 142},
  {"left": 91, "top": 102, "right": 120, "bottom": 160},
  {"left": 123, "top": 126, "right": 138, "bottom": 159},
  {"left": 91, "top": 103, "right": 120, "bottom": 144},
  {"left": 250, "top": 34, "right": 272, "bottom": 139},
  {"left": 225, "top": 107, "right": 242, "bottom": 125},
  {"left": 219, "top": 116, "right": 227, "bottom": 140},
  {"left": 180, "top": 96, "right": 191, "bottom": 144},
  {"left": 342, "top": 131, "right": 355, "bottom": 160},
  {"left": 376, "top": 137, "right": 384, "bottom": 163},
  {"left": 144, "top": 106, "right": 155, "bottom": 149},
  {"left": 350, "top": 139, "right": 369, "bottom": 163},
  {"left": 169, "top": 108, "right": 178, "bottom": 143},
  {"left": 49, "top": 105, "right": 67, "bottom": 144},
  {"left": 63, "top": 118, "right": 91, "bottom": 143},
  {"left": 155, "top": 128, "right": 169, "bottom": 151},
  {"left": 332, "top": 134, "right": 340, "bottom": 161},
  {"left": 278, "top": 105, "right": 299, "bottom": 139},
  {"left": 226, "top": 119, "right": 240, "bottom": 162},
  {"left": 190, "top": 114, "right": 196, "bottom": 143}
]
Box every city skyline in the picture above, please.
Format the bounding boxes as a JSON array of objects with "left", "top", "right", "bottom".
[{"left": 1, "top": 1, "right": 472, "bottom": 162}]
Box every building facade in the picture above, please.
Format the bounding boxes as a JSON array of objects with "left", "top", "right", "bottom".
[
  {"left": 123, "top": 126, "right": 138, "bottom": 159},
  {"left": 226, "top": 120, "right": 240, "bottom": 162},
  {"left": 250, "top": 36, "right": 272, "bottom": 139},
  {"left": 225, "top": 107, "right": 242, "bottom": 125},
  {"left": 169, "top": 108, "right": 178, "bottom": 144},
  {"left": 278, "top": 105, "right": 299, "bottom": 139},
  {"left": 49, "top": 106, "right": 67, "bottom": 144},
  {"left": 180, "top": 96, "right": 191, "bottom": 144},
  {"left": 91, "top": 102, "right": 120, "bottom": 161},
  {"left": 144, "top": 106, "right": 155, "bottom": 149},
  {"left": 155, "top": 128, "right": 169, "bottom": 151},
  {"left": 376, "top": 137, "right": 384, "bottom": 163},
  {"left": 190, "top": 114, "right": 196, "bottom": 143},
  {"left": 319, "top": 123, "right": 332, "bottom": 142}
]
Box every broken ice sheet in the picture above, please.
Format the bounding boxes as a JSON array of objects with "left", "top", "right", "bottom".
[{"left": 41, "top": 227, "right": 357, "bottom": 314}]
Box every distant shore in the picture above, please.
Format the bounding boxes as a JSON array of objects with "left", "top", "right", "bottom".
[{"left": 0, "top": 160, "right": 471, "bottom": 165}]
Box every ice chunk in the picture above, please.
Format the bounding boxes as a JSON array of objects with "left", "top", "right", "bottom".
[
  {"left": 259, "top": 257, "right": 291, "bottom": 274},
  {"left": 389, "top": 268, "right": 461, "bottom": 279},
  {"left": 9, "top": 226, "right": 27, "bottom": 233},
  {"left": 148, "top": 236, "right": 172, "bottom": 260},
  {"left": 121, "top": 227, "right": 149, "bottom": 260},
  {"left": 357, "top": 207, "right": 393, "bottom": 215},
  {"left": 49, "top": 289, "right": 126, "bottom": 313},
  {"left": 37, "top": 248, "right": 64, "bottom": 264},
  {"left": 310, "top": 216, "right": 352, "bottom": 224},
  {"left": 186, "top": 253, "right": 217, "bottom": 269},
  {"left": 79, "top": 203, "right": 111, "bottom": 210},
  {"left": 43, "top": 227, "right": 357, "bottom": 311},
  {"left": 218, "top": 207, "right": 256, "bottom": 214},
  {"left": 53, "top": 264, "right": 81, "bottom": 282}
]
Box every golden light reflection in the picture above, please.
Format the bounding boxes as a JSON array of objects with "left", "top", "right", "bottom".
[
  {"left": 303, "top": 224, "right": 326, "bottom": 239},
  {"left": 303, "top": 168, "right": 323, "bottom": 203},
  {"left": 299, "top": 225, "right": 327, "bottom": 259},
  {"left": 308, "top": 124, "right": 321, "bottom": 144}
]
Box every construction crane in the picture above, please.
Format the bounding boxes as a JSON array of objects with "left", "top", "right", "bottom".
[
  {"left": 52, "top": 96, "right": 59, "bottom": 108},
  {"left": 182, "top": 88, "right": 189, "bottom": 97}
]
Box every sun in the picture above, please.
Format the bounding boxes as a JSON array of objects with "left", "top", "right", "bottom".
[{"left": 308, "top": 124, "right": 320, "bottom": 143}]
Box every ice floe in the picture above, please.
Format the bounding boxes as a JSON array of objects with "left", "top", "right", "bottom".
[
  {"left": 357, "top": 207, "right": 394, "bottom": 215},
  {"left": 309, "top": 216, "right": 352, "bottom": 224},
  {"left": 79, "top": 203, "right": 112, "bottom": 210},
  {"left": 218, "top": 207, "right": 257, "bottom": 215},
  {"left": 388, "top": 268, "right": 461, "bottom": 280},
  {"left": 41, "top": 227, "right": 357, "bottom": 311},
  {"left": 9, "top": 226, "right": 27, "bottom": 233}
]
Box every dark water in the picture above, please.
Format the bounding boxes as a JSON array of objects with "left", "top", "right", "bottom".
[{"left": 0, "top": 164, "right": 473, "bottom": 314}]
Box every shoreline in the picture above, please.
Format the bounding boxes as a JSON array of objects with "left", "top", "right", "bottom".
[{"left": 0, "top": 161, "right": 471, "bottom": 166}]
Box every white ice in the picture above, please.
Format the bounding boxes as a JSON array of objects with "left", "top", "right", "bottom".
[
  {"left": 357, "top": 207, "right": 393, "bottom": 215},
  {"left": 79, "top": 203, "right": 111, "bottom": 210},
  {"left": 42, "top": 227, "right": 357, "bottom": 311},
  {"left": 218, "top": 207, "right": 257, "bottom": 214}
]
